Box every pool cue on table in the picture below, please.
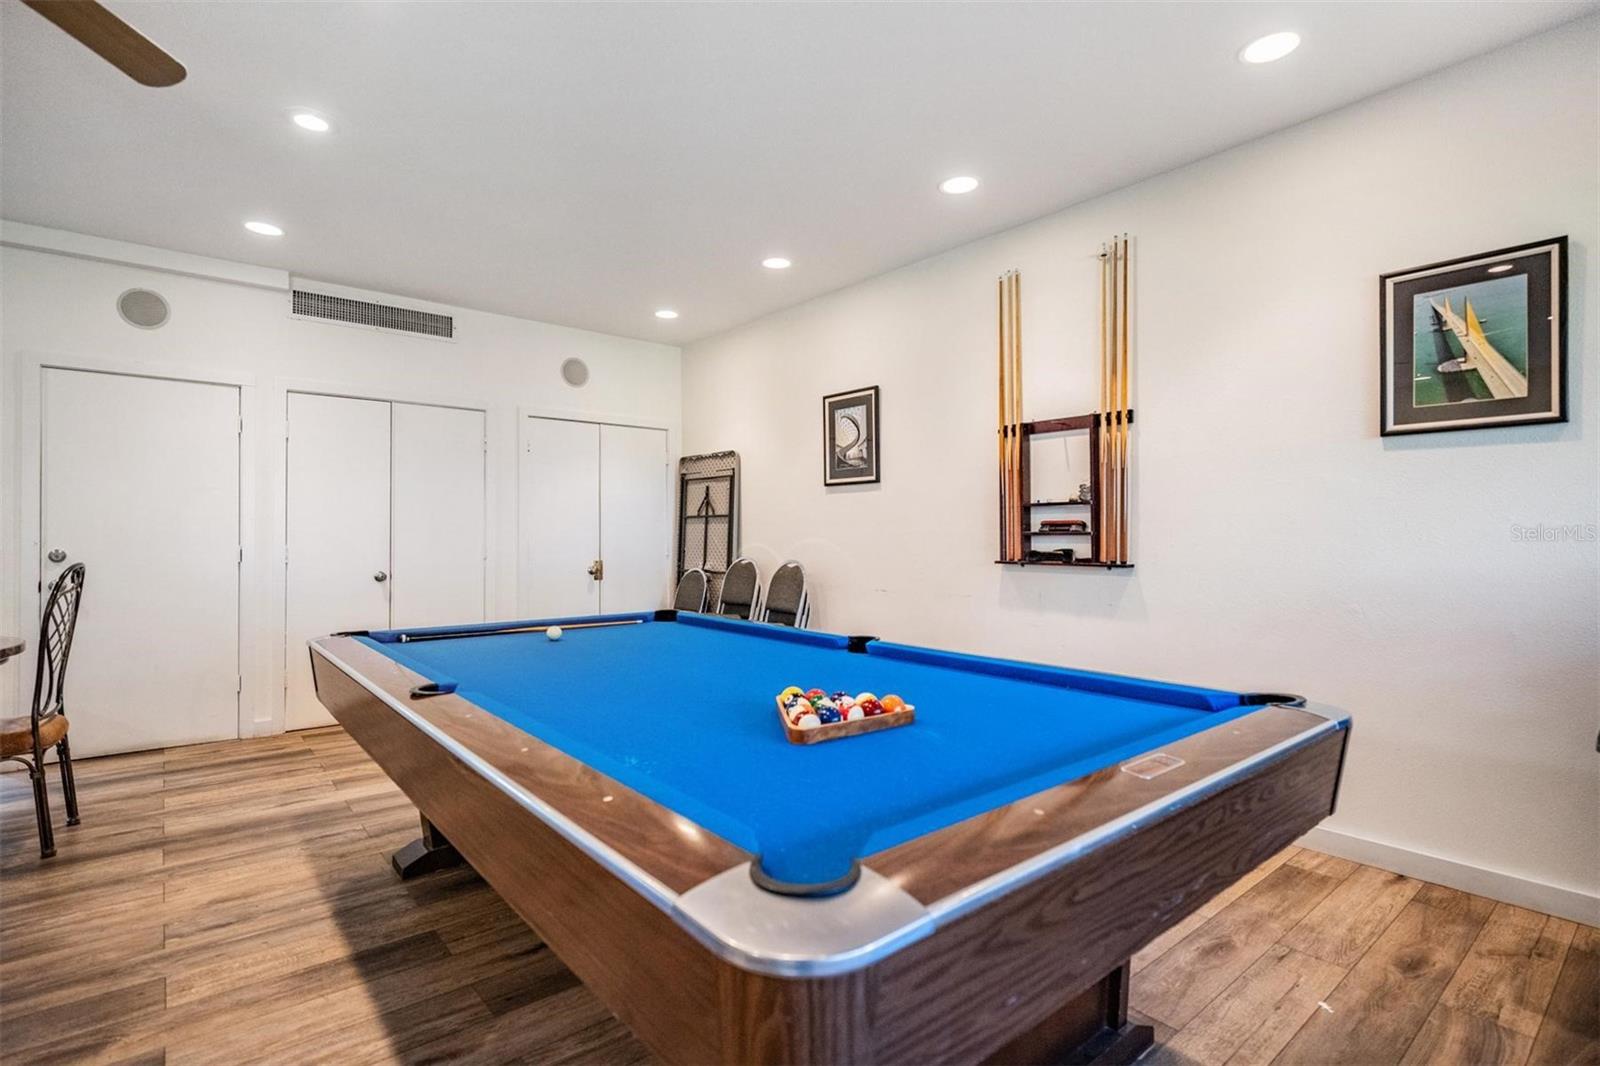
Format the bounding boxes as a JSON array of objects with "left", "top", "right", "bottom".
[{"left": 396, "top": 619, "right": 644, "bottom": 643}]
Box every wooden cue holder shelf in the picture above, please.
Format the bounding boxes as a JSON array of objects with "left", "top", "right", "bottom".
[{"left": 997, "top": 411, "right": 1134, "bottom": 569}]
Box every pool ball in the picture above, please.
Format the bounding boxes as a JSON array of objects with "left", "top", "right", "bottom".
[
  {"left": 842, "top": 704, "right": 865, "bottom": 722},
  {"left": 779, "top": 686, "right": 804, "bottom": 702},
  {"left": 804, "top": 688, "right": 825, "bottom": 699},
  {"left": 880, "top": 695, "right": 905, "bottom": 713},
  {"left": 830, "top": 691, "right": 851, "bottom": 702},
  {"left": 817, "top": 706, "right": 842, "bottom": 725},
  {"left": 813, "top": 698, "right": 836, "bottom": 713},
  {"left": 793, "top": 712, "right": 821, "bottom": 730},
  {"left": 853, "top": 692, "right": 878, "bottom": 706},
  {"left": 546, "top": 626, "right": 563, "bottom": 641},
  {"left": 859, "top": 698, "right": 884, "bottom": 716}
]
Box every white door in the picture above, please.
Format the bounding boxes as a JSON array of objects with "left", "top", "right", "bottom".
[
  {"left": 519, "top": 417, "right": 601, "bottom": 616},
  {"left": 285, "top": 393, "right": 391, "bottom": 730},
  {"left": 599, "top": 423, "right": 670, "bottom": 612},
  {"left": 41, "top": 369, "right": 240, "bottom": 755},
  {"left": 391, "top": 403, "right": 486, "bottom": 628}
]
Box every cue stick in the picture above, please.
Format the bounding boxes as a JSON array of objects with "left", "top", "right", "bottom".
[
  {"left": 1011, "top": 271, "right": 1023, "bottom": 561},
  {"left": 1002, "top": 272, "right": 1012, "bottom": 561},
  {"left": 1113, "top": 235, "right": 1126, "bottom": 560},
  {"left": 997, "top": 275, "right": 1007, "bottom": 560},
  {"left": 1112, "top": 238, "right": 1124, "bottom": 564},
  {"left": 1099, "top": 244, "right": 1111, "bottom": 564},
  {"left": 1118, "top": 235, "right": 1131, "bottom": 564},
  {"left": 395, "top": 619, "right": 644, "bottom": 643}
]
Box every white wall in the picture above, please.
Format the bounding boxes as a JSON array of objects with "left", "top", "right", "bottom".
[
  {"left": 682, "top": 20, "right": 1599, "bottom": 922},
  {"left": 0, "top": 228, "right": 681, "bottom": 738}
]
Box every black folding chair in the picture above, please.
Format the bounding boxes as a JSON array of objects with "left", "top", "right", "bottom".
[
  {"left": 2, "top": 564, "right": 86, "bottom": 858},
  {"left": 763, "top": 560, "right": 810, "bottom": 628},
  {"left": 673, "top": 568, "right": 709, "bottom": 613},
  {"left": 717, "top": 557, "right": 763, "bottom": 621}
]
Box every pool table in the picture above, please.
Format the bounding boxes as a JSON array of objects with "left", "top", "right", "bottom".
[{"left": 310, "top": 610, "right": 1349, "bottom": 1065}]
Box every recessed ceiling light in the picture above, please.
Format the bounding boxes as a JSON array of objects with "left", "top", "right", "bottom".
[
  {"left": 1239, "top": 31, "right": 1300, "bottom": 64},
  {"left": 244, "top": 220, "right": 284, "bottom": 237},
  {"left": 655, "top": 309, "right": 679, "bottom": 320},
  {"left": 291, "top": 111, "right": 330, "bottom": 133},
  {"left": 939, "top": 176, "right": 980, "bottom": 195},
  {"left": 762, "top": 257, "right": 792, "bottom": 270},
  {"left": 1487, "top": 263, "right": 1514, "bottom": 274}
]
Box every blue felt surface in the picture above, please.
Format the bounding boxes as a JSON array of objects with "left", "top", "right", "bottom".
[{"left": 359, "top": 613, "right": 1259, "bottom": 884}]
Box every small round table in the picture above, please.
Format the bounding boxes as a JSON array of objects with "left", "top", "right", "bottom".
[{"left": 0, "top": 637, "right": 24, "bottom": 665}]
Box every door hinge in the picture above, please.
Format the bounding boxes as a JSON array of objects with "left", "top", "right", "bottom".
[
  {"left": 237, "top": 545, "right": 244, "bottom": 563},
  {"left": 237, "top": 675, "right": 243, "bottom": 695},
  {"left": 587, "top": 559, "right": 604, "bottom": 581}
]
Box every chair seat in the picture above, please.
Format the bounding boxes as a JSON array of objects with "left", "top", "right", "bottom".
[{"left": 0, "top": 715, "right": 68, "bottom": 758}]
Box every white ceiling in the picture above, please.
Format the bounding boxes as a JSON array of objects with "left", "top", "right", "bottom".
[{"left": 3, "top": 1, "right": 1593, "bottom": 343}]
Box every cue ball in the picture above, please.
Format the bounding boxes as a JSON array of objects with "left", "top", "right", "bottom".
[{"left": 547, "top": 626, "right": 563, "bottom": 641}]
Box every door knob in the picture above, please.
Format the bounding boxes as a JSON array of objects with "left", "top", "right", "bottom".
[
  {"left": 373, "top": 571, "right": 388, "bottom": 583},
  {"left": 47, "top": 549, "right": 67, "bottom": 564},
  {"left": 587, "top": 559, "right": 604, "bottom": 580}
]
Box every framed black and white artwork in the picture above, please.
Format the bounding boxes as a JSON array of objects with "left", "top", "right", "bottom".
[
  {"left": 823, "top": 386, "right": 880, "bottom": 485},
  {"left": 1380, "top": 236, "right": 1567, "bottom": 436}
]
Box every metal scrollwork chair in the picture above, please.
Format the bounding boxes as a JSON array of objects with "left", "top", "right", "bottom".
[{"left": 2, "top": 563, "right": 86, "bottom": 858}]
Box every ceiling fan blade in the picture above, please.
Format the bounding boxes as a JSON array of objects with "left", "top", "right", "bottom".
[{"left": 23, "top": 0, "right": 186, "bottom": 87}]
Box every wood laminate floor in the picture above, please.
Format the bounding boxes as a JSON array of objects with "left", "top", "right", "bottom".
[{"left": 1, "top": 729, "right": 1594, "bottom": 1065}]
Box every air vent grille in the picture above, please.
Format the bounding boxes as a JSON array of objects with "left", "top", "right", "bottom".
[{"left": 292, "top": 290, "right": 454, "bottom": 339}]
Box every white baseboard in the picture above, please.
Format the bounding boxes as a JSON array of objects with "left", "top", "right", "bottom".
[{"left": 1299, "top": 826, "right": 1600, "bottom": 927}]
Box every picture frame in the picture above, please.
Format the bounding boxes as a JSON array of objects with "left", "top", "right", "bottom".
[
  {"left": 822, "top": 385, "right": 880, "bottom": 485},
  {"left": 1379, "top": 236, "right": 1567, "bottom": 436}
]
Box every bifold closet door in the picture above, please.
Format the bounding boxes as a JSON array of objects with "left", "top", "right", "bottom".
[
  {"left": 285, "top": 393, "right": 391, "bottom": 730},
  {"left": 598, "top": 423, "right": 670, "bottom": 613},
  {"left": 390, "top": 403, "right": 487, "bottom": 628},
  {"left": 519, "top": 417, "right": 602, "bottom": 617},
  {"left": 41, "top": 369, "right": 242, "bottom": 755}
]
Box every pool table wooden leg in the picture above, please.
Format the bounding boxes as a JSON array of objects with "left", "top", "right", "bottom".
[
  {"left": 391, "top": 814, "right": 466, "bottom": 879},
  {"left": 980, "top": 960, "right": 1153, "bottom": 1066}
]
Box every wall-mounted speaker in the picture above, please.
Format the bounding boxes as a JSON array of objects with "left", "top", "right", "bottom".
[
  {"left": 117, "top": 288, "right": 170, "bottom": 329},
  {"left": 561, "top": 357, "right": 590, "bottom": 387}
]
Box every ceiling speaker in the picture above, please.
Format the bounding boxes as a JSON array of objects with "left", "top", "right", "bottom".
[
  {"left": 117, "top": 288, "right": 169, "bottom": 329},
  {"left": 561, "top": 357, "right": 590, "bottom": 387}
]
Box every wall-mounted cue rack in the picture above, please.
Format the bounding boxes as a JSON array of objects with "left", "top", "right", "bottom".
[
  {"left": 1000, "top": 412, "right": 1134, "bottom": 568},
  {"left": 995, "top": 236, "right": 1135, "bottom": 570}
]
